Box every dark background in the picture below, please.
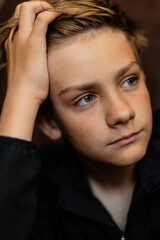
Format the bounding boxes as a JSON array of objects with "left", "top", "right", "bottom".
[{"left": 0, "top": 0, "right": 160, "bottom": 146}]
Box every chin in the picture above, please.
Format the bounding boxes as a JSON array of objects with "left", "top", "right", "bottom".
[{"left": 112, "top": 144, "right": 148, "bottom": 167}]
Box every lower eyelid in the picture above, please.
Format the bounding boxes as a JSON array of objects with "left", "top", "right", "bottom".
[
  {"left": 122, "top": 76, "right": 139, "bottom": 87},
  {"left": 76, "top": 95, "right": 97, "bottom": 107}
]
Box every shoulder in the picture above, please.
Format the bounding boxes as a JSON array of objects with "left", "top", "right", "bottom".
[
  {"left": 38, "top": 144, "right": 74, "bottom": 186},
  {"left": 153, "top": 109, "right": 160, "bottom": 133},
  {"left": 150, "top": 109, "right": 160, "bottom": 150}
]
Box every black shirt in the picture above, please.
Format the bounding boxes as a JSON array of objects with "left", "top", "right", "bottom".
[{"left": 0, "top": 111, "right": 160, "bottom": 240}]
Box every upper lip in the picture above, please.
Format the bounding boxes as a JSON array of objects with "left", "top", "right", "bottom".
[{"left": 109, "top": 131, "right": 141, "bottom": 145}]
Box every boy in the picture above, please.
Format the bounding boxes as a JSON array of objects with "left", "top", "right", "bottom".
[{"left": 0, "top": 0, "right": 159, "bottom": 239}]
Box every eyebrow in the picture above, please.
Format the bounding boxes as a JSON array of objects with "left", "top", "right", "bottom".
[
  {"left": 58, "top": 61, "right": 138, "bottom": 96},
  {"left": 115, "top": 61, "right": 138, "bottom": 80},
  {"left": 59, "top": 82, "right": 101, "bottom": 96}
]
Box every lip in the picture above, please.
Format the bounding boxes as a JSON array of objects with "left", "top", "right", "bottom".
[{"left": 109, "top": 131, "right": 141, "bottom": 147}]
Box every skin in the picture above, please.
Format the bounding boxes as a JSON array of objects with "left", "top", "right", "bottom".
[
  {"left": 0, "top": 2, "right": 153, "bottom": 231},
  {"left": 46, "top": 29, "right": 153, "bottom": 230},
  {"left": 0, "top": 2, "right": 61, "bottom": 140},
  {"left": 0, "top": 2, "right": 152, "bottom": 167},
  {"left": 48, "top": 28, "right": 153, "bottom": 167}
]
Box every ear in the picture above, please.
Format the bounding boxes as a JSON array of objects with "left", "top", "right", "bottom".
[
  {"left": 36, "top": 103, "right": 62, "bottom": 141},
  {"left": 37, "top": 117, "right": 62, "bottom": 140}
]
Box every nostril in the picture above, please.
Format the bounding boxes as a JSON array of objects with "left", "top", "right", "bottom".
[
  {"left": 115, "top": 115, "right": 134, "bottom": 126},
  {"left": 106, "top": 109, "right": 135, "bottom": 128},
  {"left": 115, "top": 121, "right": 122, "bottom": 125}
]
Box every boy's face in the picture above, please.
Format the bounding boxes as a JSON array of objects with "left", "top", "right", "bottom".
[{"left": 47, "top": 28, "right": 152, "bottom": 166}]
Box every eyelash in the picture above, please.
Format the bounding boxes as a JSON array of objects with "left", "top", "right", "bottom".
[
  {"left": 121, "top": 75, "right": 139, "bottom": 88},
  {"left": 75, "top": 94, "right": 97, "bottom": 108},
  {"left": 74, "top": 75, "right": 139, "bottom": 108}
]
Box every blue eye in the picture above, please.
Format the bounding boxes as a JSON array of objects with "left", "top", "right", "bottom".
[
  {"left": 122, "top": 76, "right": 138, "bottom": 87},
  {"left": 76, "top": 94, "right": 96, "bottom": 107}
]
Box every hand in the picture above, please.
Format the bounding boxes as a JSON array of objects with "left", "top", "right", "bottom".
[
  {"left": 0, "top": 1, "right": 61, "bottom": 140},
  {"left": 5, "top": 1, "right": 61, "bottom": 104}
]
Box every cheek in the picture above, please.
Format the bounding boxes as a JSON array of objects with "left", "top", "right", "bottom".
[
  {"left": 55, "top": 108, "right": 103, "bottom": 149},
  {"left": 133, "top": 85, "right": 152, "bottom": 130},
  {"left": 139, "top": 87, "right": 152, "bottom": 115},
  {"left": 63, "top": 114, "right": 99, "bottom": 141}
]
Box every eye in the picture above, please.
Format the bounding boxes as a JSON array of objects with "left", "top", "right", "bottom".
[
  {"left": 122, "top": 76, "right": 138, "bottom": 87},
  {"left": 76, "top": 94, "right": 96, "bottom": 107}
]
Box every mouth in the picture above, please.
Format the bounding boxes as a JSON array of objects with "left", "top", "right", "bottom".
[{"left": 109, "top": 131, "right": 142, "bottom": 147}]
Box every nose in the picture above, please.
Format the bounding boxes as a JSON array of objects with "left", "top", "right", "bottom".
[{"left": 105, "top": 93, "right": 135, "bottom": 128}]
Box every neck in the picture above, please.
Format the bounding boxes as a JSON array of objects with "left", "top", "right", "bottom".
[{"left": 82, "top": 159, "right": 136, "bottom": 189}]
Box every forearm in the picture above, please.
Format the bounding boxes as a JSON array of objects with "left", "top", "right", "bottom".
[
  {"left": 0, "top": 2, "right": 61, "bottom": 239},
  {"left": 0, "top": 136, "right": 41, "bottom": 239},
  {"left": 0, "top": 91, "right": 40, "bottom": 141},
  {"left": 0, "top": 2, "right": 60, "bottom": 141}
]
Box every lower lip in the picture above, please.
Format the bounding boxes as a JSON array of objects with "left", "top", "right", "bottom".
[{"left": 112, "top": 132, "right": 140, "bottom": 147}]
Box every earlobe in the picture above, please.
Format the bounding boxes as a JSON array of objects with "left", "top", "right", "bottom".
[
  {"left": 36, "top": 99, "right": 63, "bottom": 140},
  {"left": 37, "top": 119, "right": 62, "bottom": 140},
  {"left": 36, "top": 104, "right": 62, "bottom": 140}
]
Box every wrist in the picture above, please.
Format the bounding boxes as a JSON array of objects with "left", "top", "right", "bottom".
[{"left": 0, "top": 92, "right": 41, "bottom": 141}]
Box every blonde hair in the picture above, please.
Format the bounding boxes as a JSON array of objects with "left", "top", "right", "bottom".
[{"left": 0, "top": 0, "right": 147, "bottom": 69}]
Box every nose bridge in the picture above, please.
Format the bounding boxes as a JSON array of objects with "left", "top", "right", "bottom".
[{"left": 104, "top": 89, "right": 135, "bottom": 127}]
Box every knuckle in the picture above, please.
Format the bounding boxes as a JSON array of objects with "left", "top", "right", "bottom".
[
  {"left": 37, "top": 11, "right": 53, "bottom": 24},
  {"left": 38, "top": 1, "right": 52, "bottom": 9},
  {"left": 20, "top": 2, "right": 30, "bottom": 11},
  {"left": 13, "top": 4, "right": 21, "bottom": 18},
  {"left": 15, "top": 4, "right": 21, "bottom": 12},
  {"left": 36, "top": 11, "right": 51, "bottom": 22}
]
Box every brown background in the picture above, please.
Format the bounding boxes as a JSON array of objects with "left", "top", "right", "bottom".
[{"left": 0, "top": 0, "right": 160, "bottom": 145}]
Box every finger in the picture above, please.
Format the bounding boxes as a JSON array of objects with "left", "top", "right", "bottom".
[
  {"left": 4, "top": 38, "right": 9, "bottom": 52},
  {"left": 12, "top": 4, "right": 21, "bottom": 20},
  {"left": 18, "top": 1, "right": 55, "bottom": 38},
  {"left": 8, "top": 26, "right": 17, "bottom": 42},
  {"left": 5, "top": 4, "right": 21, "bottom": 45},
  {"left": 30, "top": 10, "right": 61, "bottom": 40},
  {"left": 4, "top": 27, "right": 16, "bottom": 64},
  {"left": 4, "top": 26, "right": 16, "bottom": 52}
]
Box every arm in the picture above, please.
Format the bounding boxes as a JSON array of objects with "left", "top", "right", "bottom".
[
  {"left": 0, "top": 1, "right": 61, "bottom": 141},
  {"left": 0, "top": 136, "right": 40, "bottom": 240},
  {"left": 0, "top": 2, "right": 61, "bottom": 238}
]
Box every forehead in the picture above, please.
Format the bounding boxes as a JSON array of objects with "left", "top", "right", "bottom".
[{"left": 48, "top": 28, "right": 136, "bottom": 93}]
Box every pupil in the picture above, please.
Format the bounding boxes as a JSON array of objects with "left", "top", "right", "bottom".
[
  {"left": 85, "top": 95, "right": 92, "bottom": 102},
  {"left": 128, "top": 79, "right": 134, "bottom": 85}
]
